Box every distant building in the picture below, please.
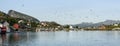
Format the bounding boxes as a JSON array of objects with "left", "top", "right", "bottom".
[
  {"left": 113, "top": 23, "right": 119, "bottom": 26},
  {"left": 69, "top": 26, "right": 73, "bottom": 28},
  {"left": 98, "top": 25, "right": 106, "bottom": 30},
  {"left": 112, "top": 28, "right": 120, "bottom": 30},
  {"left": 40, "top": 21, "right": 49, "bottom": 26},
  {"left": 8, "top": 10, "right": 40, "bottom": 23}
]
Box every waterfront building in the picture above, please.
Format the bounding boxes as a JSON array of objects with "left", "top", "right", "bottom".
[
  {"left": 69, "top": 25, "right": 73, "bottom": 29},
  {"left": 113, "top": 23, "right": 119, "bottom": 26},
  {"left": 98, "top": 25, "right": 106, "bottom": 30}
]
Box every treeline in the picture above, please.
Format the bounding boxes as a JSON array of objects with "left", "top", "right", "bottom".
[
  {"left": 39, "top": 21, "right": 61, "bottom": 28},
  {"left": 105, "top": 24, "right": 120, "bottom": 30}
]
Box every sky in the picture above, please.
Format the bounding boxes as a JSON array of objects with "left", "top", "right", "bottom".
[{"left": 0, "top": 0, "right": 120, "bottom": 25}]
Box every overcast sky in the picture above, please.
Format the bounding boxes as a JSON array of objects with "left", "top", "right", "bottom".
[{"left": 0, "top": 0, "right": 120, "bottom": 24}]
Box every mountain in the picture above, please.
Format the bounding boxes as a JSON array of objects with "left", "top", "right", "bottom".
[
  {"left": 74, "top": 22, "right": 94, "bottom": 28},
  {"left": 73, "top": 20, "right": 120, "bottom": 28}
]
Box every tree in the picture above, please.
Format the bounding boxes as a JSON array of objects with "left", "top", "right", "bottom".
[{"left": 63, "top": 25, "right": 70, "bottom": 28}]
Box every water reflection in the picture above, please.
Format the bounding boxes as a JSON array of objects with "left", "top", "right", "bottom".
[
  {"left": 8, "top": 32, "right": 20, "bottom": 46},
  {"left": 0, "top": 31, "right": 120, "bottom": 46},
  {"left": 0, "top": 32, "right": 37, "bottom": 46},
  {"left": 1, "top": 34, "right": 7, "bottom": 46}
]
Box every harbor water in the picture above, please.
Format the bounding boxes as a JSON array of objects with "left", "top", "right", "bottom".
[{"left": 0, "top": 31, "right": 120, "bottom": 46}]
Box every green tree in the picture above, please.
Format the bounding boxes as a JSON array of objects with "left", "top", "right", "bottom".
[{"left": 63, "top": 25, "right": 70, "bottom": 28}]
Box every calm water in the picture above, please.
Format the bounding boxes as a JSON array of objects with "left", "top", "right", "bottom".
[{"left": 0, "top": 31, "right": 120, "bottom": 46}]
